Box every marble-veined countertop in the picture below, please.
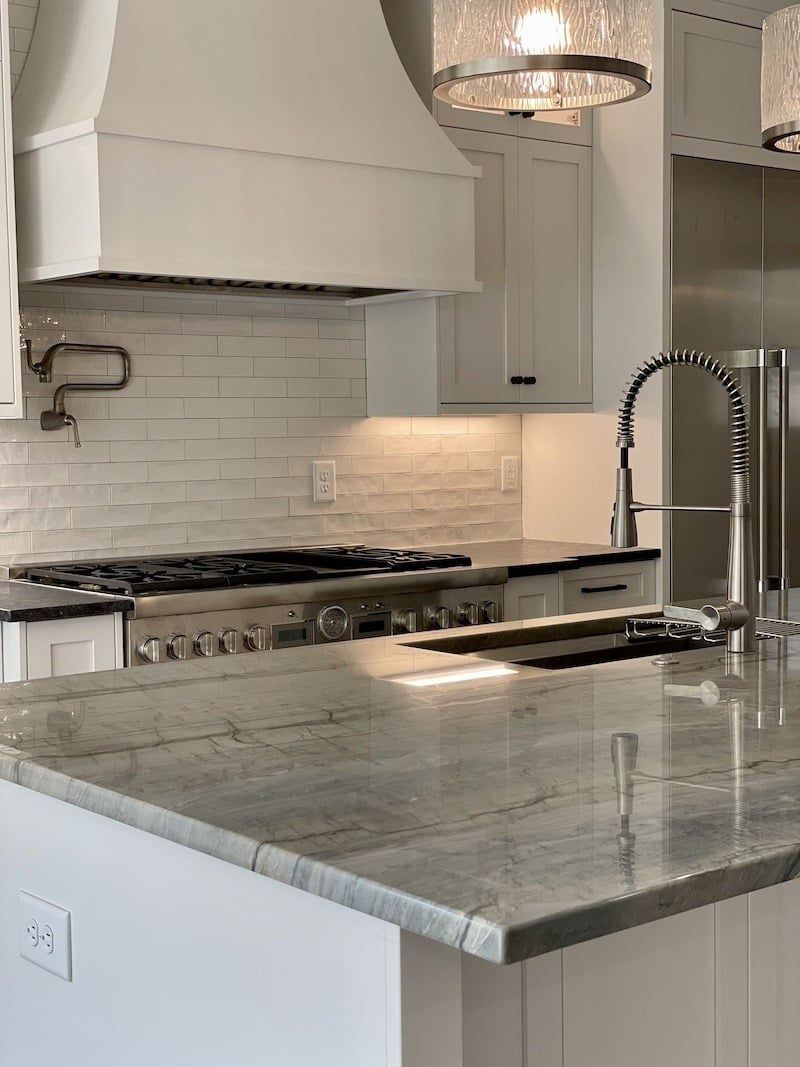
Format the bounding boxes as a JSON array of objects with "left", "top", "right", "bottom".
[{"left": 0, "top": 596, "right": 797, "bottom": 965}]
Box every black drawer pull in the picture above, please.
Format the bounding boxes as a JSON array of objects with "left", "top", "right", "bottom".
[
  {"left": 510, "top": 375, "right": 523, "bottom": 384},
  {"left": 580, "top": 583, "right": 628, "bottom": 594},
  {"left": 523, "top": 376, "right": 537, "bottom": 385}
]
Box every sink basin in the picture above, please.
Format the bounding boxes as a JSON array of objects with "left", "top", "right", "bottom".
[
  {"left": 475, "top": 631, "right": 706, "bottom": 670},
  {"left": 407, "top": 615, "right": 715, "bottom": 670}
]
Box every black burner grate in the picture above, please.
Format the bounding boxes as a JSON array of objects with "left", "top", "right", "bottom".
[{"left": 24, "top": 546, "right": 472, "bottom": 596}]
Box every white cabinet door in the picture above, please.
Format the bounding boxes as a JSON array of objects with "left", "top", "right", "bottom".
[
  {"left": 439, "top": 129, "right": 593, "bottom": 410},
  {"left": 0, "top": 0, "right": 22, "bottom": 417},
  {"left": 518, "top": 139, "right": 592, "bottom": 404},
  {"left": 560, "top": 561, "right": 656, "bottom": 616},
  {"left": 503, "top": 573, "right": 560, "bottom": 622},
  {"left": 439, "top": 128, "right": 520, "bottom": 405},
  {"left": 2, "top": 614, "right": 123, "bottom": 681},
  {"left": 561, "top": 907, "right": 716, "bottom": 1067},
  {"left": 748, "top": 880, "right": 800, "bottom": 1066},
  {"left": 671, "top": 13, "right": 762, "bottom": 149}
]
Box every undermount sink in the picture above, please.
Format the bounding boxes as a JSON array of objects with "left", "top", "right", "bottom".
[
  {"left": 407, "top": 615, "right": 718, "bottom": 671},
  {"left": 471, "top": 631, "right": 708, "bottom": 670}
]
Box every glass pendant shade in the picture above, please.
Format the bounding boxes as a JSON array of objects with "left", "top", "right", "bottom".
[
  {"left": 432, "top": 0, "right": 652, "bottom": 114},
  {"left": 761, "top": 5, "right": 800, "bottom": 151}
]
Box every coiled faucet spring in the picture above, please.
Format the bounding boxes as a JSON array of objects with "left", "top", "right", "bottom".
[{"left": 616, "top": 349, "right": 751, "bottom": 504}]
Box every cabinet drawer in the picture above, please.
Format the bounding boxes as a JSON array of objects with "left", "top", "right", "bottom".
[{"left": 561, "top": 562, "right": 656, "bottom": 615}]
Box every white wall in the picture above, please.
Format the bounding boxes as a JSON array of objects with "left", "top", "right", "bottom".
[
  {"left": 0, "top": 286, "right": 521, "bottom": 563},
  {"left": 522, "top": 0, "right": 668, "bottom": 552},
  {"left": 8, "top": 0, "right": 37, "bottom": 90}
]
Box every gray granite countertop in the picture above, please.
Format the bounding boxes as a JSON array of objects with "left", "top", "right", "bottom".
[
  {"left": 0, "top": 595, "right": 797, "bottom": 965},
  {"left": 425, "top": 538, "right": 661, "bottom": 576},
  {"left": 0, "top": 580, "right": 131, "bottom": 622}
]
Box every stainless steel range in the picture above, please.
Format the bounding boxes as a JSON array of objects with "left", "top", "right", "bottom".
[{"left": 20, "top": 547, "right": 505, "bottom": 667}]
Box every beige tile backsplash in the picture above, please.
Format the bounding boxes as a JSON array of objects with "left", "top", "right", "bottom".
[{"left": 0, "top": 287, "right": 522, "bottom": 563}]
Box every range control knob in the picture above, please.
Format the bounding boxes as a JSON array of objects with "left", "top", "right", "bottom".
[
  {"left": 166, "top": 634, "right": 189, "bottom": 661},
  {"left": 392, "top": 608, "right": 417, "bottom": 634},
  {"left": 193, "top": 631, "right": 215, "bottom": 657},
  {"left": 480, "top": 600, "right": 501, "bottom": 624},
  {"left": 456, "top": 602, "right": 480, "bottom": 626},
  {"left": 219, "top": 628, "right": 240, "bottom": 654},
  {"left": 137, "top": 637, "right": 163, "bottom": 664},
  {"left": 245, "top": 624, "right": 268, "bottom": 652},
  {"left": 426, "top": 606, "right": 451, "bottom": 630},
  {"left": 317, "top": 605, "right": 349, "bottom": 642}
]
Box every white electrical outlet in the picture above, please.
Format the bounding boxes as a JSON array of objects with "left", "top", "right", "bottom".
[
  {"left": 501, "top": 455, "right": 519, "bottom": 492},
  {"left": 312, "top": 460, "right": 336, "bottom": 503},
  {"left": 19, "top": 891, "right": 72, "bottom": 981}
]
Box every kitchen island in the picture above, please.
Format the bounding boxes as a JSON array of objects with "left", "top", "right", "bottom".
[{"left": 1, "top": 599, "right": 799, "bottom": 1066}]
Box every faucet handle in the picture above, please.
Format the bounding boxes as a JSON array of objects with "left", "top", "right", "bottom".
[{"left": 663, "top": 601, "right": 748, "bottom": 633}]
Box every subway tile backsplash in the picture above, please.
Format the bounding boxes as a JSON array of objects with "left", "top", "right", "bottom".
[{"left": 0, "top": 287, "right": 522, "bottom": 563}]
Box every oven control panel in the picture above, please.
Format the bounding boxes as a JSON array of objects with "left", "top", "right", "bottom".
[{"left": 128, "top": 586, "right": 503, "bottom": 666}]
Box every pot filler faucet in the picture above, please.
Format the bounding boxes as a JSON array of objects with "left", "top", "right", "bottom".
[
  {"left": 25, "top": 341, "right": 131, "bottom": 449},
  {"left": 610, "top": 349, "right": 756, "bottom": 655}
]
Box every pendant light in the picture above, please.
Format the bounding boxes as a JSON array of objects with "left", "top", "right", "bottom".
[
  {"left": 761, "top": 5, "right": 800, "bottom": 151},
  {"left": 432, "top": 0, "right": 652, "bottom": 115}
]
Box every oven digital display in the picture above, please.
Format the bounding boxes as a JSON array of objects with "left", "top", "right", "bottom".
[
  {"left": 271, "top": 622, "right": 314, "bottom": 649},
  {"left": 352, "top": 613, "right": 392, "bottom": 640}
]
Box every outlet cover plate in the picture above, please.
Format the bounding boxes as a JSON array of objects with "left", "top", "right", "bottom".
[
  {"left": 19, "top": 890, "right": 72, "bottom": 981},
  {"left": 312, "top": 460, "right": 336, "bottom": 503},
  {"left": 501, "top": 455, "right": 519, "bottom": 492}
]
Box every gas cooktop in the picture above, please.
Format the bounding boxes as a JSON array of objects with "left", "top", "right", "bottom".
[{"left": 24, "top": 547, "right": 472, "bottom": 597}]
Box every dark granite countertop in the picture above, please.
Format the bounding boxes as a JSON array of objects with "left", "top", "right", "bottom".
[
  {"left": 0, "top": 581, "right": 131, "bottom": 622},
  {"left": 424, "top": 538, "right": 661, "bottom": 576}
]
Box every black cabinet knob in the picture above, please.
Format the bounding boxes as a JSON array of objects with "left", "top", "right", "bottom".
[
  {"left": 523, "top": 376, "right": 537, "bottom": 385},
  {"left": 510, "top": 375, "right": 523, "bottom": 384}
]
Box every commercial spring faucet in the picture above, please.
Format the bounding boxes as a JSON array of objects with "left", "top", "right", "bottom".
[{"left": 610, "top": 350, "right": 756, "bottom": 654}]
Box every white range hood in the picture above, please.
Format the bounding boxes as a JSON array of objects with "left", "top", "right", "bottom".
[{"left": 12, "top": 0, "right": 479, "bottom": 300}]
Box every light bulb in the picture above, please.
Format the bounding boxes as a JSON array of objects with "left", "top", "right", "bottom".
[{"left": 512, "top": 9, "right": 570, "bottom": 54}]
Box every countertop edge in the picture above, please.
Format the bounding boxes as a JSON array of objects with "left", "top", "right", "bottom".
[{"left": 7, "top": 742, "right": 800, "bottom": 966}]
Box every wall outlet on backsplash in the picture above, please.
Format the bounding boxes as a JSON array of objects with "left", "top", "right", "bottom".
[
  {"left": 501, "top": 456, "right": 519, "bottom": 493},
  {"left": 312, "top": 460, "right": 336, "bottom": 503}
]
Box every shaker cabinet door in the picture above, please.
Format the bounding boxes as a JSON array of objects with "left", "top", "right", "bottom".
[
  {"left": 671, "top": 13, "right": 762, "bottom": 148},
  {"left": 1, "top": 614, "right": 124, "bottom": 682},
  {"left": 439, "top": 128, "right": 521, "bottom": 404},
  {"left": 518, "top": 140, "right": 592, "bottom": 404}
]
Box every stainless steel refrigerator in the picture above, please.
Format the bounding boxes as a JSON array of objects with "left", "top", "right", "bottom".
[{"left": 670, "top": 155, "right": 800, "bottom": 602}]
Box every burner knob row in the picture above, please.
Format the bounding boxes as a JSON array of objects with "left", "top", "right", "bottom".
[
  {"left": 137, "top": 627, "right": 272, "bottom": 663},
  {"left": 456, "top": 601, "right": 501, "bottom": 625}
]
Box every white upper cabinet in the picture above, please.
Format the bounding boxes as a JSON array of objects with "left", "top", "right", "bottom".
[
  {"left": 670, "top": 8, "right": 800, "bottom": 169},
  {"left": 672, "top": 13, "right": 763, "bottom": 146},
  {"left": 366, "top": 128, "right": 592, "bottom": 414},
  {"left": 0, "top": 0, "right": 21, "bottom": 418},
  {"left": 437, "top": 130, "right": 521, "bottom": 405}
]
